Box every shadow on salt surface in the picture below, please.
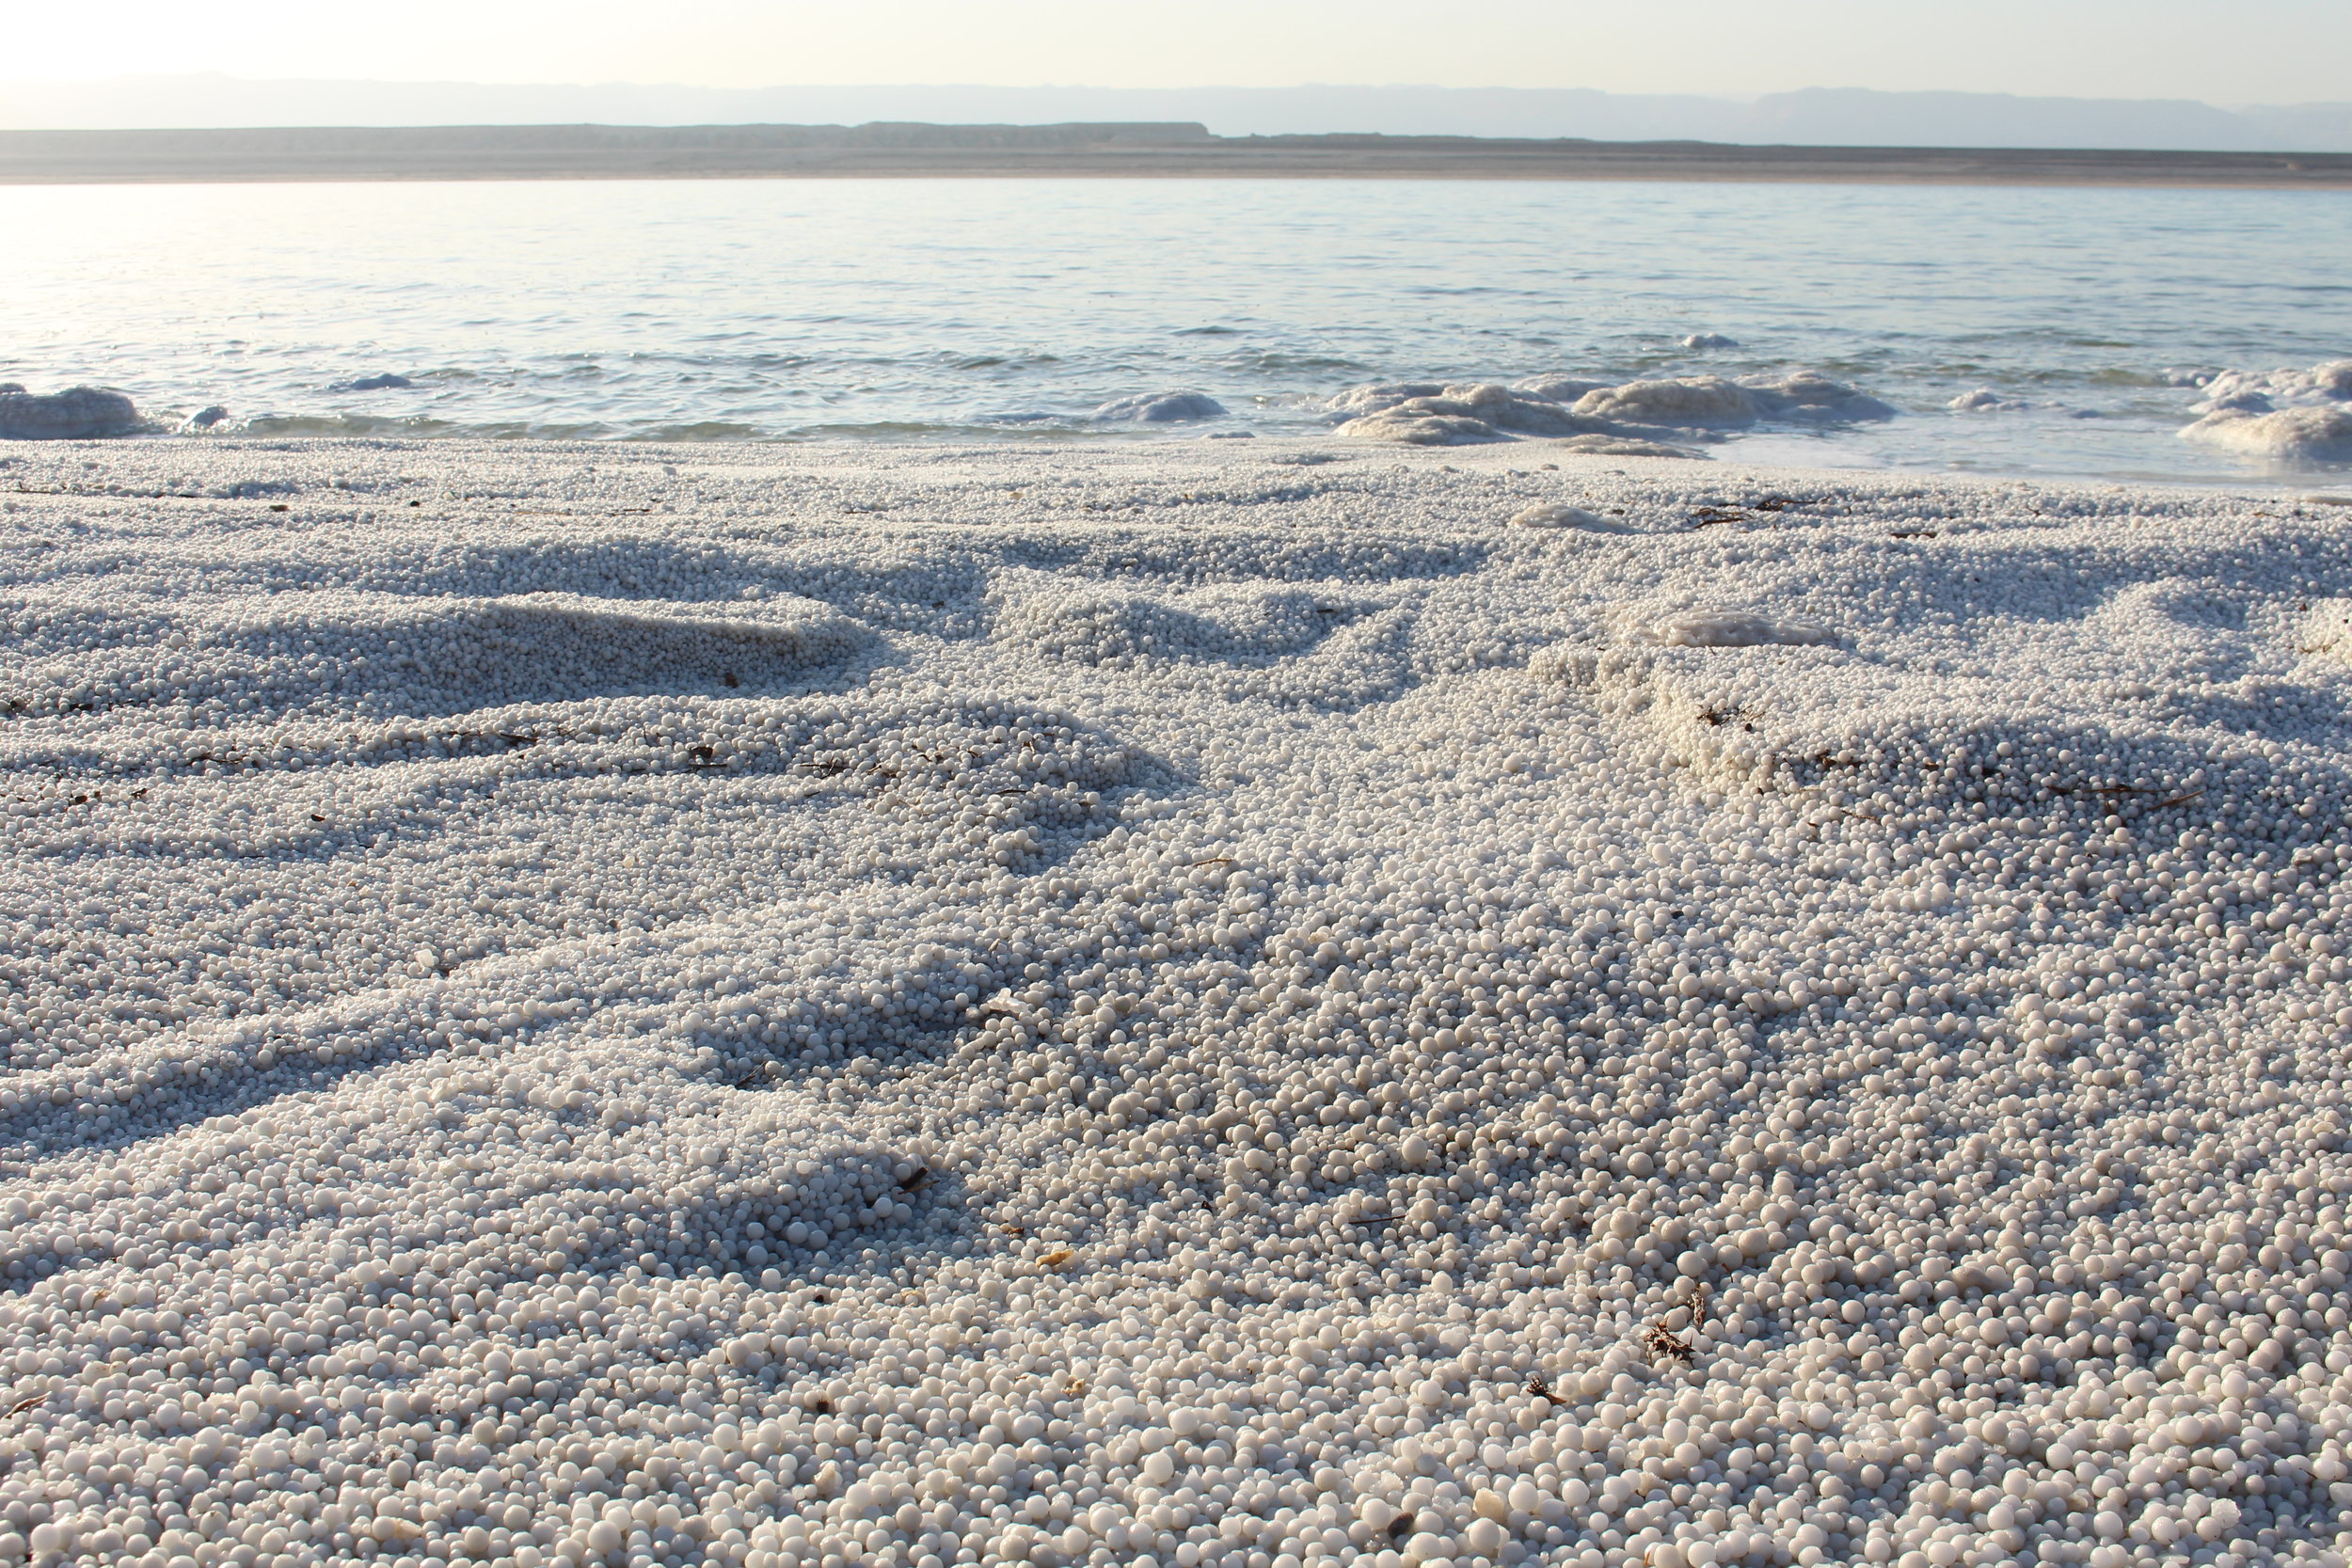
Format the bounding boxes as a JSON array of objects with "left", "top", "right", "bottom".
[
  {"left": 1531, "top": 621, "right": 2352, "bottom": 822},
  {"left": 0, "top": 1052, "right": 964, "bottom": 1300},
  {"left": 989, "top": 572, "right": 1424, "bottom": 710},
  {"left": 0, "top": 695, "right": 1166, "bottom": 1156},
  {"left": 989, "top": 573, "right": 1376, "bottom": 667},
  {"left": 989, "top": 526, "right": 1489, "bottom": 589},
  {"left": 3, "top": 592, "right": 875, "bottom": 722}
]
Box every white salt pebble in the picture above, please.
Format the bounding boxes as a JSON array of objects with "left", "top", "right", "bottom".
[
  {"left": 0, "top": 436, "right": 2348, "bottom": 1568},
  {"left": 1648, "top": 607, "right": 1836, "bottom": 646},
  {"left": 1508, "top": 502, "right": 1622, "bottom": 531}
]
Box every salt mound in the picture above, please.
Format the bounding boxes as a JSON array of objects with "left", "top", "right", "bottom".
[
  {"left": 1748, "top": 370, "right": 1898, "bottom": 422},
  {"left": 1514, "top": 372, "right": 1613, "bottom": 403},
  {"left": 1330, "top": 372, "right": 1884, "bottom": 447},
  {"left": 1683, "top": 332, "right": 1740, "bottom": 350},
  {"left": 2191, "top": 358, "right": 2352, "bottom": 415},
  {"left": 0, "top": 384, "right": 140, "bottom": 439},
  {"left": 1322, "top": 381, "right": 1443, "bottom": 418},
  {"left": 1091, "top": 389, "right": 1227, "bottom": 423},
  {"left": 1330, "top": 382, "right": 1594, "bottom": 440},
  {"left": 1571, "top": 375, "right": 1764, "bottom": 427},
  {"left": 1949, "top": 388, "right": 2026, "bottom": 412},
  {"left": 2180, "top": 404, "right": 2352, "bottom": 462},
  {"left": 1333, "top": 409, "right": 1509, "bottom": 446},
  {"left": 1508, "top": 501, "right": 1622, "bottom": 531},
  {"left": 1647, "top": 608, "right": 1838, "bottom": 647},
  {"left": 2176, "top": 356, "right": 2352, "bottom": 460}
]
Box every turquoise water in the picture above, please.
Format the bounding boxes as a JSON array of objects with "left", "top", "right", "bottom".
[{"left": 4, "top": 176, "right": 2347, "bottom": 483}]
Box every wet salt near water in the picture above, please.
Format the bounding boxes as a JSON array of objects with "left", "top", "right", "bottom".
[
  {"left": 2, "top": 178, "right": 2349, "bottom": 483},
  {"left": 9, "top": 433, "right": 2352, "bottom": 1568}
]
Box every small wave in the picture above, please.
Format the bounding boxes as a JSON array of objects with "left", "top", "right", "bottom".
[{"left": 633, "top": 420, "right": 763, "bottom": 442}]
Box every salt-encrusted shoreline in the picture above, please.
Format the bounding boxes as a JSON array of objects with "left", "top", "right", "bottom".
[{"left": 4, "top": 438, "right": 2352, "bottom": 1568}]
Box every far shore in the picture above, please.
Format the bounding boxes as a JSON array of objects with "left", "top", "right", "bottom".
[{"left": 4, "top": 121, "right": 2350, "bottom": 186}]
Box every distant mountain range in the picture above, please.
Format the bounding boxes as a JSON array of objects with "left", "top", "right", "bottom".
[{"left": 4, "top": 77, "right": 2349, "bottom": 152}]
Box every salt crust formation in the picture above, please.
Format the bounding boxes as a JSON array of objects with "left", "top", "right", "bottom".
[
  {"left": 1644, "top": 613, "right": 1838, "bottom": 651},
  {"left": 4, "top": 442, "right": 2352, "bottom": 1568},
  {"left": 2181, "top": 364, "right": 2352, "bottom": 462},
  {"left": 1327, "top": 376, "right": 1892, "bottom": 449},
  {"left": 0, "top": 386, "right": 141, "bottom": 441},
  {"left": 1507, "top": 507, "right": 1623, "bottom": 534}
]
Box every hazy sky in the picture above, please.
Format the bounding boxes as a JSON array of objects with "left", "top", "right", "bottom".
[{"left": 11, "top": 0, "right": 2349, "bottom": 103}]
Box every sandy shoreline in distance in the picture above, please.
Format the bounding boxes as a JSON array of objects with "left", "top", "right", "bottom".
[{"left": 5, "top": 437, "right": 2352, "bottom": 1568}]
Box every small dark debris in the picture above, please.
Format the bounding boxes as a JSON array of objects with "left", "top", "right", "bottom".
[
  {"left": 310, "top": 813, "right": 326, "bottom": 823},
  {"left": 408, "top": 500, "right": 422, "bottom": 508},
  {"left": 806, "top": 1397, "right": 832, "bottom": 1414},
  {"left": 1389, "top": 1516, "right": 1416, "bottom": 1541},
  {"left": 898, "top": 1166, "right": 932, "bottom": 1192},
  {"left": 1889, "top": 530, "right": 1937, "bottom": 540},
  {"left": 1645, "top": 1323, "right": 1694, "bottom": 1363},
  {"left": 723, "top": 672, "right": 739, "bottom": 689},
  {"left": 1526, "top": 1375, "right": 1565, "bottom": 1406},
  {"left": 267, "top": 503, "right": 290, "bottom": 513}
]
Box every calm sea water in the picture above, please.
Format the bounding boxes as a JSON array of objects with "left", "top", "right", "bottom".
[{"left": 5, "top": 177, "right": 2347, "bottom": 483}]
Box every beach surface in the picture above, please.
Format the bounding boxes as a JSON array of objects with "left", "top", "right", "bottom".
[{"left": 5, "top": 437, "right": 2352, "bottom": 1568}]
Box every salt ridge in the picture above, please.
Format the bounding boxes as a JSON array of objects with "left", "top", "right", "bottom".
[{"left": 1, "top": 441, "right": 2351, "bottom": 1568}]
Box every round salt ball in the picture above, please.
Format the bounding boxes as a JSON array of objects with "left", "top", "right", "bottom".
[
  {"left": 11, "top": 439, "right": 2346, "bottom": 1568},
  {"left": 1509, "top": 501, "right": 1621, "bottom": 531},
  {"left": 1649, "top": 608, "right": 1836, "bottom": 646}
]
